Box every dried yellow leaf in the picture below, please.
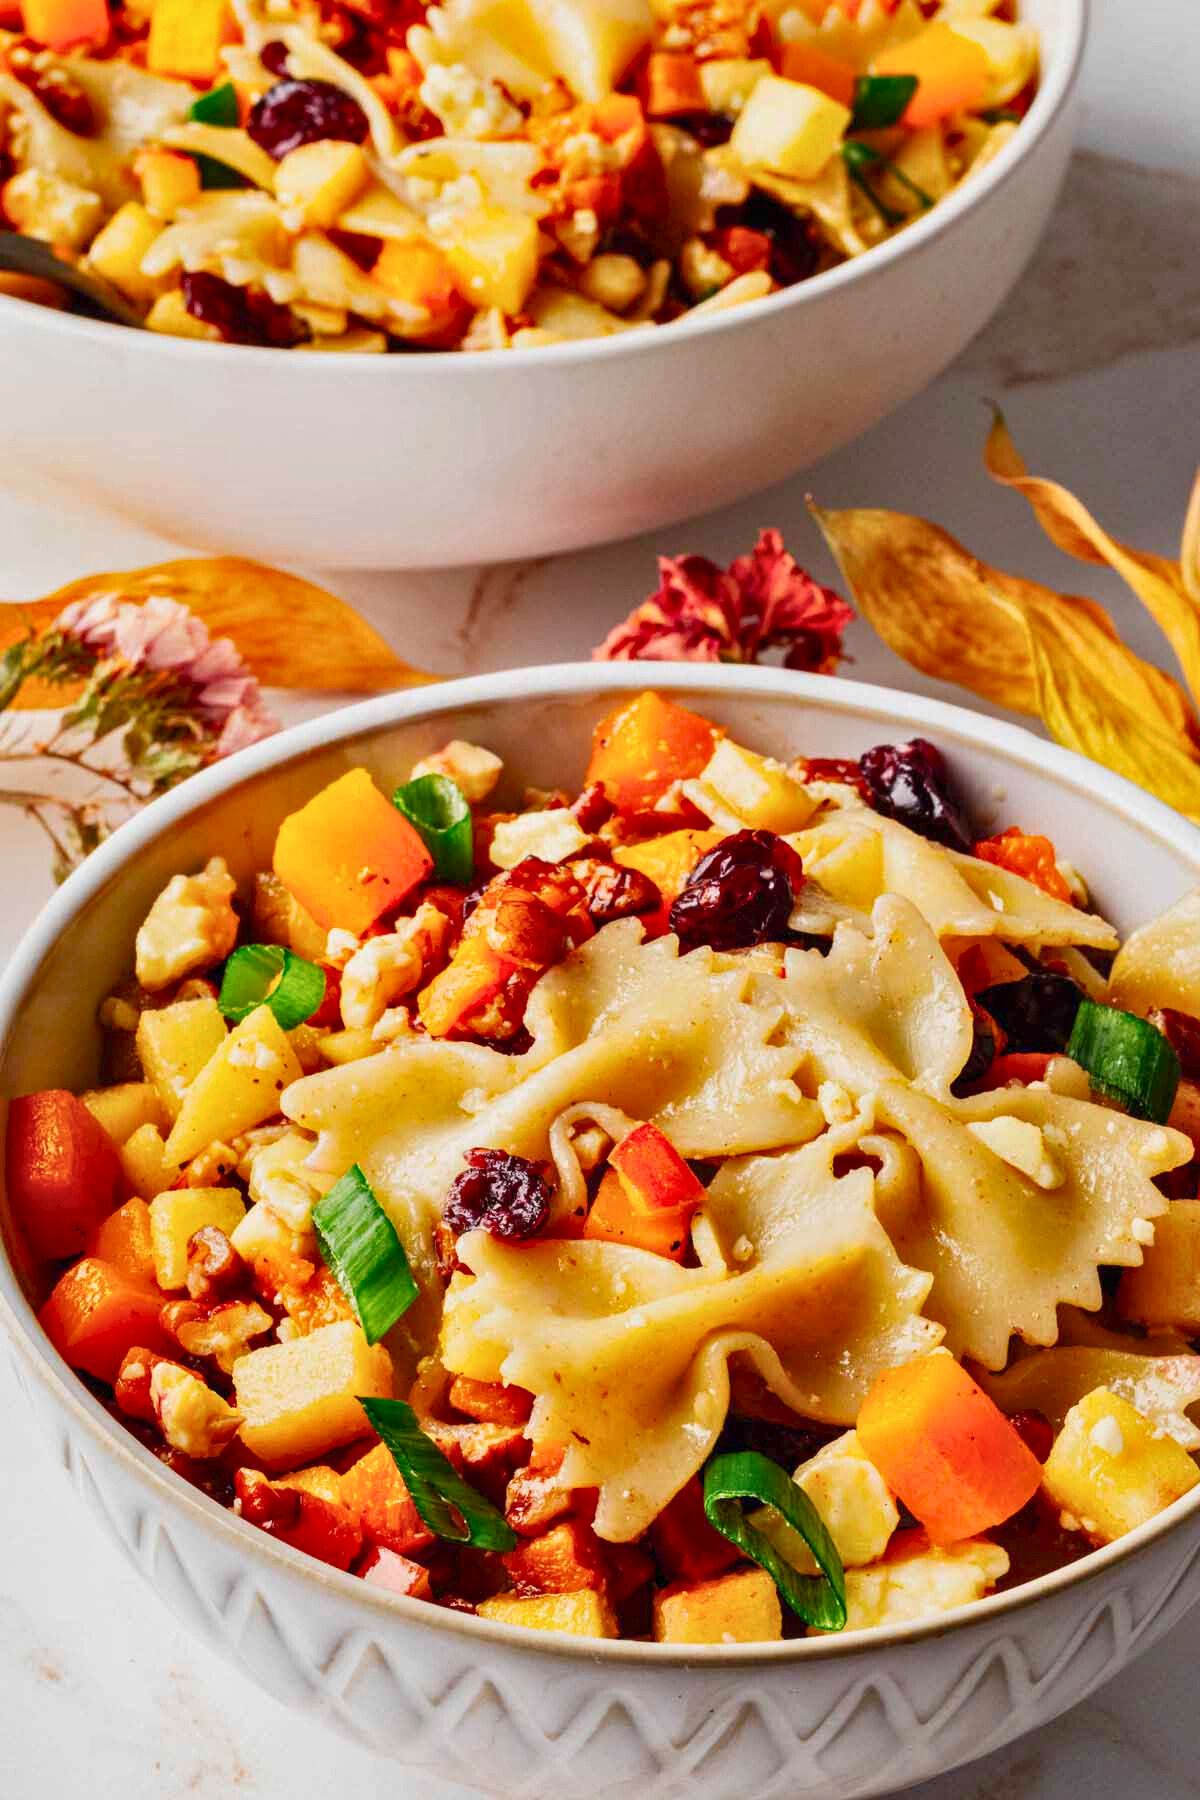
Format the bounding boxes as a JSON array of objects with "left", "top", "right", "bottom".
[{"left": 0, "top": 557, "right": 434, "bottom": 709}]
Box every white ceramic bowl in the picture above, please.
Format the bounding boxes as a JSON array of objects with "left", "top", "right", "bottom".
[
  {"left": 0, "top": 0, "right": 1085, "bottom": 571},
  {"left": 3, "top": 661, "right": 1195, "bottom": 1800}
]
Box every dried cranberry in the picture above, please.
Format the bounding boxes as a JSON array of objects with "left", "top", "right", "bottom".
[
  {"left": 669, "top": 830, "right": 801, "bottom": 953},
  {"left": 181, "top": 271, "right": 308, "bottom": 348},
  {"left": 443, "top": 1149, "right": 550, "bottom": 1242},
  {"left": 859, "top": 738, "right": 973, "bottom": 854},
  {"left": 259, "top": 39, "right": 291, "bottom": 76},
  {"left": 715, "top": 190, "right": 820, "bottom": 288},
  {"left": 247, "top": 78, "right": 370, "bottom": 160},
  {"left": 10, "top": 45, "right": 96, "bottom": 136},
  {"left": 977, "top": 971, "right": 1084, "bottom": 1055},
  {"left": 1009, "top": 1409, "right": 1054, "bottom": 1464},
  {"left": 951, "top": 1006, "right": 997, "bottom": 1097}
]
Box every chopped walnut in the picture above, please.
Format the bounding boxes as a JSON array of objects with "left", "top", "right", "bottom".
[
  {"left": 176, "top": 1299, "right": 274, "bottom": 1374},
  {"left": 658, "top": 0, "right": 758, "bottom": 59},
  {"left": 149, "top": 1361, "right": 243, "bottom": 1458},
  {"left": 274, "top": 1265, "right": 353, "bottom": 1338},
  {"left": 340, "top": 902, "right": 449, "bottom": 1030},
  {"left": 134, "top": 857, "right": 238, "bottom": 992}
]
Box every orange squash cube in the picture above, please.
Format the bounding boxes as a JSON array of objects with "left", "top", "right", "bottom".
[
  {"left": 586, "top": 692, "right": 723, "bottom": 812},
  {"left": 39, "top": 1257, "right": 169, "bottom": 1384},
  {"left": 273, "top": 768, "right": 433, "bottom": 934}
]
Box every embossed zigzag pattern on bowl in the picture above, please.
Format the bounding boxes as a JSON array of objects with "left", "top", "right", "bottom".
[{"left": 36, "top": 1402, "right": 1200, "bottom": 1800}]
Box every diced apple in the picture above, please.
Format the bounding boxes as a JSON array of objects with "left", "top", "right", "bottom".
[
  {"left": 234, "top": 1319, "right": 393, "bottom": 1468},
  {"left": 426, "top": 0, "right": 653, "bottom": 103},
  {"left": 731, "top": 76, "right": 851, "bottom": 181},
  {"left": 275, "top": 142, "right": 369, "bottom": 229},
  {"left": 653, "top": 1568, "right": 782, "bottom": 1644},
  {"left": 699, "top": 58, "right": 771, "bottom": 116},
  {"left": 251, "top": 872, "right": 329, "bottom": 961},
  {"left": 118, "top": 1123, "right": 180, "bottom": 1202},
  {"left": 501, "top": 1519, "right": 608, "bottom": 1594},
  {"left": 136, "top": 996, "right": 228, "bottom": 1121},
  {"left": 834, "top": 1535, "right": 1009, "bottom": 1633},
  {"left": 1041, "top": 1388, "right": 1200, "bottom": 1544},
  {"left": 947, "top": 18, "right": 1039, "bottom": 106},
  {"left": 82, "top": 1081, "right": 168, "bottom": 1146},
  {"left": 476, "top": 1589, "right": 618, "bottom": 1637},
  {"left": 432, "top": 205, "right": 539, "bottom": 316},
  {"left": 149, "top": 1185, "right": 246, "bottom": 1290},
  {"left": 751, "top": 1431, "right": 898, "bottom": 1574},
  {"left": 1118, "top": 1200, "right": 1200, "bottom": 1332},
  {"left": 691, "top": 738, "right": 818, "bottom": 834},
  {"left": 85, "top": 202, "right": 162, "bottom": 304},
  {"left": 165, "top": 1005, "right": 303, "bottom": 1166},
  {"left": 135, "top": 149, "right": 202, "bottom": 220}
]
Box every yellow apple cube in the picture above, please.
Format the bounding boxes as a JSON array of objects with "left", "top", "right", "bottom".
[
  {"left": 147, "top": 0, "right": 234, "bottom": 81},
  {"left": 653, "top": 1568, "right": 782, "bottom": 1644},
  {"left": 275, "top": 142, "right": 369, "bottom": 229},
  {"left": 434, "top": 205, "right": 540, "bottom": 316},
  {"left": 149, "top": 1185, "right": 247, "bottom": 1290},
  {"left": 477, "top": 1590, "right": 618, "bottom": 1637},
  {"left": 119, "top": 1123, "right": 181, "bottom": 1203},
  {"left": 1042, "top": 1388, "right": 1200, "bottom": 1544},
  {"left": 751, "top": 1431, "right": 898, "bottom": 1574},
  {"left": 136, "top": 996, "right": 228, "bottom": 1121},
  {"left": 694, "top": 738, "right": 818, "bottom": 834},
  {"left": 81, "top": 1081, "right": 167, "bottom": 1146},
  {"left": 732, "top": 76, "right": 851, "bottom": 180},
  {"left": 165, "top": 1005, "right": 303, "bottom": 1165},
  {"left": 85, "top": 202, "right": 163, "bottom": 304},
  {"left": 234, "top": 1320, "right": 394, "bottom": 1467}
]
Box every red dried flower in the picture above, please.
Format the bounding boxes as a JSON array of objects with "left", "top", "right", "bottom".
[{"left": 593, "top": 529, "right": 853, "bottom": 672}]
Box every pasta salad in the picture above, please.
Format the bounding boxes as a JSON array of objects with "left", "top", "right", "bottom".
[
  {"left": 14, "top": 691, "right": 1200, "bottom": 1647},
  {"left": 0, "top": 0, "right": 1037, "bottom": 349}
]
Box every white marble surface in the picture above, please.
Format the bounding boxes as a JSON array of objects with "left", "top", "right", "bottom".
[{"left": 3, "top": 3, "right": 1200, "bottom": 1795}]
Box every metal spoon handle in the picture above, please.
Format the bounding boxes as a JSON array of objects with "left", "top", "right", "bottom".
[{"left": 0, "top": 231, "right": 146, "bottom": 329}]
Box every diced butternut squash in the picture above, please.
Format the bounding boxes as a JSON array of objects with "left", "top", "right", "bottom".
[
  {"left": 85, "top": 202, "right": 162, "bottom": 304},
  {"left": 148, "top": 1185, "right": 246, "bottom": 1290},
  {"left": 613, "top": 829, "right": 724, "bottom": 931},
  {"left": 86, "top": 1196, "right": 155, "bottom": 1282},
  {"left": 147, "top": 0, "right": 234, "bottom": 81},
  {"left": 944, "top": 17, "right": 1038, "bottom": 108},
  {"left": 476, "top": 1589, "right": 618, "bottom": 1638},
  {"left": 643, "top": 50, "right": 705, "bottom": 118},
  {"left": 118, "top": 1123, "right": 180, "bottom": 1202},
  {"left": 372, "top": 239, "right": 464, "bottom": 338},
  {"left": 584, "top": 1123, "right": 705, "bottom": 1260},
  {"left": 502, "top": 1518, "right": 608, "bottom": 1594},
  {"left": 135, "top": 149, "right": 202, "bottom": 220},
  {"left": 777, "top": 42, "right": 856, "bottom": 109},
  {"left": 731, "top": 76, "right": 851, "bottom": 180},
  {"left": 20, "top": 0, "right": 109, "bottom": 51},
  {"left": 752, "top": 1431, "right": 898, "bottom": 1575},
  {"left": 873, "top": 22, "right": 990, "bottom": 128},
  {"left": 275, "top": 142, "right": 369, "bottom": 229},
  {"left": 448, "top": 1374, "right": 534, "bottom": 1427},
  {"left": 857, "top": 1353, "right": 1042, "bottom": 1545},
  {"left": 653, "top": 1568, "right": 782, "bottom": 1644},
  {"left": 6, "top": 1089, "right": 122, "bottom": 1262},
  {"left": 837, "top": 1535, "right": 1010, "bottom": 1633},
  {"left": 164, "top": 1004, "right": 303, "bottom": 1166},
  {"left": 433, "top": 204, "right": 540, "bottom": 317},
  {"left": 1118, "top": 1200, "right": 1200, "bottom": 1333},
  {"left": 39, "top": 1257, "right": 170, "bottom": 1383},
  {"left": 234, "top": 1319, "right": 393, "bottom": 1468},
  {"left": 650, "top": 1476, "right": 741, "bottom": 1583},
  {"left": 340, "top": 1441, "right": 436, "bottom": 1556},
  {"left": 273, "top": 768, "right": 433, "bottom": 935},
  {"left": 690, "top": 738, "right": 817, "bottom": 834},
  {"left": 587, "top": 692, "right": 723, "bottom": 812},
  {"left": 235, "top": 1466, "right": 362, "bottom": 1569},
  {"left": 136, "top": 996, "right": 228, "bottom": 1122},
  {"left": 1041, "top": 1388, "right": 1200, "bottom": 1545},
  {"left": 361, "top": 1545, "right": 433, "bottom": 1598}
]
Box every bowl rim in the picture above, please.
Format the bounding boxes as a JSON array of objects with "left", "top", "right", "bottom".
[
  {"left": 4, "top": 654, "right": 1197, "bottom": 1670},
  {"left": 0, "top": 0, "right": 1088, "bottom": 374}
]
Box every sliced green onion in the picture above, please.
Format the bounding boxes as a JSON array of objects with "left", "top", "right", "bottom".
[
  {"left": 1067, "top": 998, "right": 1181, "bottom": 1123},
  {"left": 218, "top": 943, "right": 326, "bottom": 1030},
  {"left": 195, "top": 156, "right": 249, "bottom": 190},
  {"left": 189, "top": 82, "right": 240, "bottom": 127},
  {"left": 850, "top": 73, "right": 918, "bottom": 131},
  {"left": 703, "top": 1450, "right": 847, "bottom": 1631},
  {"left": 393, "top": 773, "right": 474, "bottom": 884},
  {"left": 842, "top": 139, "right": 933, "bottom": 224},
  {"left": 358, "top": 1396, "right": 517, "bottom": 1550},
  {"left": 313, "top": 1165, "right": 418, "bottom": 1344},
  {"left": 980, "top": 106, "right": 1021, "bottom": 124}
]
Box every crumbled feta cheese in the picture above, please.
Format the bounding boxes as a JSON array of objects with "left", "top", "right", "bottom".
[
  {"left": 324, "top": 927, "right": 361, "bottom": 968},
  {"left": 5, "top": 167, "right": 103, "bottom": 249},
  {"left": 1089, "top": 1415, "right": 1125, "bottom": 1457},
  {"left": 419, "top": 62, "right": 522, "bottom": 139},
  {"left": 830, "top": 1540, "right": 1010, "bottom": 1634},
  {"left": 489, "top": 808, "right": 588, "bottom": 871},
  {"left": 227, "top": 1037, "right": 282, "bottom": 1073},
  {"left": 410, "top": 739, "right": 502, "bottom": 803},
  {"left": 967, "top": 1115, "right": 1064, "bottom": 1189},
  {"left": 151, "top": 1362, "right": 242, "bottom": 1458},
  {"left": 247, "top": 1129, "right": 324, "bottom": 1231},
  {"left": 135, "top": 856, "right": 238, "bottom": 991},
  {"left": 340, "top": 902, "right": 448, "bottom": 1030}
]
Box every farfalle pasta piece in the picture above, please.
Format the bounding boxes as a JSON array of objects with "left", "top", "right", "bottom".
[
  {"left": 876, "top": 1082, "right": 1190, "bottom": 1368},
  {"left": 442, "top": 1123, "right": 938, "bottom": 1540},
  {"left": 790, "top": 808, "right": 1117, "bottom": 951},
  {"left": 976, "top": 1346, "right": 1200, "bottom": 1451},
  {"left": 1108, "top": 888, "right": 1200, "bottom": 1018}
]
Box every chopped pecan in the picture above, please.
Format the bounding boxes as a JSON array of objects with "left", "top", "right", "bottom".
[
  {"left": 186, "top": 1226, "right": 248, "bottom": 1303},
  {"left": 570, "top": 783, "right": 615, "bottom": 834},
  {"left": 8, "top": 42, "right": 96, "bottom": 135},
  {"left": 114, "top": 1346, "right": 175, "bottom": 1424},
  {"left": 570, "top": 855, "right": 662, "bottom": 925},
  {"left": 176, "top": 1299, "right": 274, "bottom": 1375}
]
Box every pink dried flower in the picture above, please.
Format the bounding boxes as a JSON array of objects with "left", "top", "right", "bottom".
[
  {"left": 56, "top": 592, "right": 279, "bottom": 755},
  {"left": 594, "top": 529, "right": 853, "bottom": 672}
]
